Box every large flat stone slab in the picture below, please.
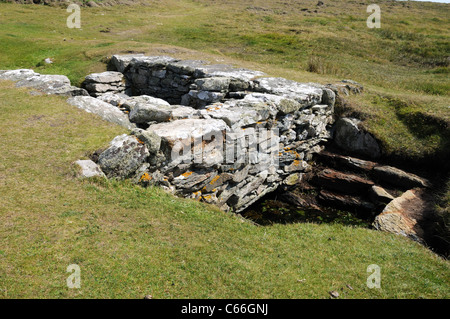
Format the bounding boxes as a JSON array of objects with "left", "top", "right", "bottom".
[{"left": 67, "top": 96, "right": 135, "bottom": 129}]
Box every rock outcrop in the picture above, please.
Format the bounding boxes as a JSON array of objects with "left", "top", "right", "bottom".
[
  {"left": 312, "top": 149, "right": 431, "bottom": 222},
  {"left": 373, "top": 189, "right": 433, "bottom": 243},
  {"left": 0, "top": 69, "right": 88, "bottom": 96},
  {"left": 80, "top": 54, "right": 337, "bottom": 212},
  {"left": 67, "top": 96, "right": 136, "bottom": 130},
  {"left": 74, "top": 160, "right": 106, "bottom": 179},
  {"left": 334, "top": 117, "right": 381, "bottom": 159}
]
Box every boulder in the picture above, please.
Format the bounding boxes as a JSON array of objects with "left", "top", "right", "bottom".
[
  {"left": 334, "top": 117, "right": 381, "bottom": 159},
  {"left": 373, "top": 189, "right": 432, "bottom": 243},
  {"left": 148, "top": 118, "right": 228, "bottom": 142},
  {"left": 185, "top": 90, "right": 226, "bottom": 107},
  {"left": 98, "top": 134, "right": 150, "bottom": 179},
  {"left": 67, "top": 96, "right": 135, "bottom": 130},
  {"left": 203, "top": 102, "right": 267, "bottom": 130},
  {"left": 131, "top": 128, "right": 161, "bottom": 154},
  {"left": 74, "top": 160, "right": 106, "bottom": 178},
  {"left": 166, "top": 60, "right": 208, "bottom": 75},
  {"left": 128, "top": 102, "right": 174, "bottom": 123}
]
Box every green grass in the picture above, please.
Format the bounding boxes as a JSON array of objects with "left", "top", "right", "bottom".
[{"left": 0, "top": 81, "right": 449, "bottom": 298}]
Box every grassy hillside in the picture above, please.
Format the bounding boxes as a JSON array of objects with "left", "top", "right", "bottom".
[
  {"left": 0, "top": 0, "right": 449, "bottom": 298},
  {"left": 0, "top": 81, "right": 448, "bottom": 298}
]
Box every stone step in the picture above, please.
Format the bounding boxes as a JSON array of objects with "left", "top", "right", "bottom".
[
  {"left": 313, "top": 168, "right": 375, "bottom": 195},
  {"left": 372, "top": 165, "right": 431, "bottom": 189},
  {"left": 316, "top": 151, "right": 377, "bottom": 172}
]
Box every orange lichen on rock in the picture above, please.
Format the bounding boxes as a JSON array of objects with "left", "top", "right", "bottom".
[
  {"left": 139, "top": 173, "right": 151, "bottom": 182},
  {"left": 209, "top": 175, "right": 221, "bottom": 185},
  {"left": 134, "top": 136, "right": 145, "bottom": 145},
  {"left": 182, "top": 171, "right": 193, "bottom": 178}
]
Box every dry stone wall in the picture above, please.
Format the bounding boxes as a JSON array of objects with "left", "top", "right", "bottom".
[
  {"left": 0, "top": 55, "right": 337, "bottom": 213},
  {"left": 78, "top": 54, "right": 337, "bottom": 212}
]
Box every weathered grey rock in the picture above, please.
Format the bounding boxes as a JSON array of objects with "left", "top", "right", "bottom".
[
  {"left": 321, "top": 88, "right": 336, "bottom": 107},
  {"left": 130, "top": 55, "right": 178, "bottom": 69},
  {"left": 254, "top": 77, "right": 323, "bottom": 107},
  {"left": 121, "top": 95, "right": 170, "bottom": 111},
  {"left": 284, "top": 160, "right": 310, "bottom": 173},
  {"left": 186, "top": 90, "right": 226, "bottom": 107},
  {"left": 284, "top": 173, "right": 302, "bottom": 186},
  {"left": 373, "top": 165, "right": 430, "bottom": 189},
  {"left": 129, "top": 102, "right": 174, "bottom": 123},
  {"left": 242, "top": 93, "right": 301, "bottom": 116},
  {"left": 204, "top": 102, "right": 266, "bottom": 129},
  {"left": 110, "top": 54, "right": 145, "bottom": 73},
  {"left": 85, "top": 71, "right": 124, "bottom": 84},
  {"left": 97, "top": 92, "right": 130, "bottom": 107},
  {"left": 194, "top": 77, "right": 231, "bottom": 92},
  {"left": 335, "top": 80, "right": 364, "bottom": 95},
  {"left": 12, "top": 73, "right": 88, "bottom": 96},
  {"left": 334, "top": 117, "right": 381, "bottom": 159},
  {"left": 67, "top": 96, "right": 135, "bottom": 129},
  {"left": 98, "top": 134, "right": 150, "bottom": 179},
  {"left": 131, "top": 128, "right": 162, "bottom": 154},
  {"left": 172, "top": 170, "right": 213, "bottom": 192},
  {"left": 0, "top": 69, "right": 38, "bottom": 81},
  {"left": 148, "top": 118, "right": 228, "bottom": 167},
  {"left": 193, "top": 64, "right": 265, "bottom": 82},
  {"left": 170, "top": 105, "right": 200, "bottom": 120},
  {"left": 74, "top": 160, "right": 106, "bottom": 178},
  {"left": 203, "top": 173, "right": 233, "bottom": 193},
  {"left": 166, "top": 60, "right": 208, "bottom": 75},
  {"left": 149, "top": 118, "right": 228, "bottom": 142}
]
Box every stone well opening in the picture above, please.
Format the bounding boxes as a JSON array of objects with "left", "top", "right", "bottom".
[{"left": 74, "top": 54, "right": 336, "bottom": 213}]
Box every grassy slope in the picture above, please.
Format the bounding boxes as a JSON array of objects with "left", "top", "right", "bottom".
[
  {"left": 0, "top": 0, "right": 449, "bottom": 298},
  {"left": 0, "top": 81, "right": 448, "bottom": 298}
]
